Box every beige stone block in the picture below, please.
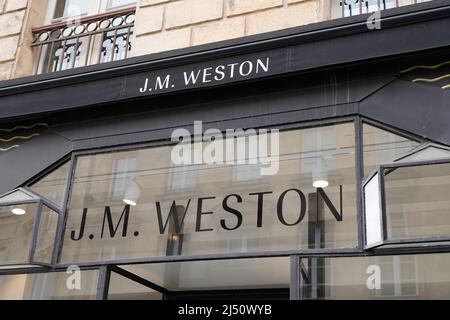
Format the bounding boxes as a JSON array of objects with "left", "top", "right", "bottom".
[
  {"left": 134, "top": 4, "right": 164, "bottom": 35},
  {"left": 135, "top": 28, "right": 191, "bottom": 55},
  {"left": 0, "top": 0, "right": 5, "bottom": 14},
  {"left": 246, "top": 2, "right": 318, "bottom": 35},
  {"left": 140, "top": 0, "right": 170, "bottom": 7},
  {"left": 226, "top": 0, "right": 282, "bottom": 16},
  {"left": 0, "top": 35, "right": 20, "bottom": 62},
  {"left": 13, "top": 44, "right": 36, "bottom": 78},
  {"left": 5, "top": 0, "right": 27, "bottom": 11},
  {"left": 0, "top": 10, "right": 25, "bottom": 38},
  {"left": 0, "top": 61, "right": 13, "bottom": 80},
  {"left": 192, "top": 17, "right": 245, "bottom": 46},
  {"left": 166, "top": 0, "right": 223, "bottom": 29}
]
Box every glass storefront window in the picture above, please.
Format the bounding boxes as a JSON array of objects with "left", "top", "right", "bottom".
[
  {"left": 118, "top": 257, "right": 290, "bottom": 299},
  {"left": 30, "top": 161, "right": 71, "bottom": 207},
  {"left": 108, "top": 271, "right": 163, "bottom": 300},
  {"left": 60, "top": 123, "right": 358, "bottom": 263},
  {"left": 363, "top": 143, "right": 450, "bottom": 248},
  {"left": 299, "top": 252, "right": 450, "bottom": 300},
  {"left": 0, "top": 202, "right": 38, "bottom": 265},
  {"left": 384, "top": 162, "right": 450, "bottom": 241},
  {"left": 0, "top": 189, "right": 60, "bottom": 267},
  {"left": 362, "top": 124, "right": 419, "bottom": 178},
  {"left": 0, "top": 269, "right": 99, "bottom": 300}
]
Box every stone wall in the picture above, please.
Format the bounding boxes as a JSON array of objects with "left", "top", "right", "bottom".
[
  {"left": 0, "top": 0, "right": 422, "bottom": 81},
  {"left": 133, "top": 0, "right": 326, "bottom": 56},
  {"left": 0, "top": 0, "right": 46, "bottom": 81}
]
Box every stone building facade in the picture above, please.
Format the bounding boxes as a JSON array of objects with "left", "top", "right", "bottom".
[{"left": 0, "top": 0, "right": 423, "bottom": 81}]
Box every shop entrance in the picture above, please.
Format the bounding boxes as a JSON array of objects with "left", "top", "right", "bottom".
[{"left": 107, "top": 257, "right": 290, "bottom": 300}]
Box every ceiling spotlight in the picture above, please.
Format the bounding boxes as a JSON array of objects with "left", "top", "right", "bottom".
[
  {"left": 12, "top": 208, "right": 26, "bottom": 215},
  {"left": 123, "top": 198, "right": 137, "bottom": 206},
  {"left": 313, "top": 180, "right": 329, "bottom": 189}
]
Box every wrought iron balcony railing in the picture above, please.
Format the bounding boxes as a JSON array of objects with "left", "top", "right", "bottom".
[
  {"left": 31, "top": 8, "right": 135, "bottom": 75},
  {"left": 339, "top": 0, "right": 431, "bottom": 17}
]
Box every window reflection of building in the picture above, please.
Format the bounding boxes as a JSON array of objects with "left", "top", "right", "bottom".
[{"left": 168, "top": 164, "right": 197, "bottom": 193}]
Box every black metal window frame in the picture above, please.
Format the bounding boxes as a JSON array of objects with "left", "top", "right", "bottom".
[
  {"left": 362, "top": 149, "right": 450, "bottom": 250},
  {"left": 4, "top": 115, "right": 449, "bottom": 300}
]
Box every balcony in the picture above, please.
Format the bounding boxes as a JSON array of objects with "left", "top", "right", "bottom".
[
  {"left": 31, "top": 8, "right": 135, "bottom": 75},
  {"left": 334, "top": 0, "right": 432, "bottom": 18}
]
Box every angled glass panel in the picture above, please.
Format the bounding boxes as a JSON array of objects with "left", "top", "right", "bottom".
[
  {"left": 33, "top": 205, "right": 59, "bottom": 264},
  {"left": 299, "top": 252, "right": 450, "bottom": 300},
  {"left": 0, "top": 188, "right": 59, "bottom": 267},
  {"left": 395, "top": 145, "right": 450, "bottom": 162},
  {"left": 0, "top": 190, "right": 35, "bottom": 205},
  {"left": 0, "top": 203, "right": 38, "bottom": 264},
  {"left": 362, "top": 124, "right": 419, "bottom": 177},
  {"left": 384, "top": 162, "right": 450, "bottom": 240},
  {"left": 30, "top": 161, "right": 71, "bottom": 207}
]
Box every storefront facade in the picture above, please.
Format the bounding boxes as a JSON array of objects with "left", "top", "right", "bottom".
[{"left": 0, "top": 0, "right": 450, "bottom": 299}]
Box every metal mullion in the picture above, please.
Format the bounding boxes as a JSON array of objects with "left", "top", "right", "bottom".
[
  {"left": 289, "top": 255, "right": 300, "bottom": 300},
  {"left": 54, "top": 247, "right": 364, "bottom": 269},
  {"left": 0, "top": 267, "right": 51, "bottom": 276},
  {"left": 51, "top": 154, "right": 77, "bottom": 265},
  {"left": 96, "top": 265, "right": 111, "bottom": 300},
  {"left": 28, "top": 200, "right": 43, "bottom": 264},
  {"left": 355, "top": 117, "right": 365, "bottom": 250},
  {"left": 378, "top": 166, "right": 388, "bottom": 243}
]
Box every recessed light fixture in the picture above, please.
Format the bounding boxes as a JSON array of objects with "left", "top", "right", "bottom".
[
  {"left": 313, "top": 180, "right": 329, "bottom": 188},
  {"left": 123, "top": 199, "right": 137, "bottom": 206},
  {"left": 12, "top": 208, "right": 26, "bottom": 215}
]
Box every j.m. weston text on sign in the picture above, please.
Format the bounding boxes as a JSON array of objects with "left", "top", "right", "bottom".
[
  {"left": 69, "top": 186, "right": 343, "bottom": 242},
  {"left": 137, "top": 57, "right": 271, "bottom": 94}
]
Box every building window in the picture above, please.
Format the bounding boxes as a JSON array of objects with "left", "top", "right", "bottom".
[
  {"left": 107, "top": 0, "right": 137, "bottom": 10},
  {"left": 32, "top": 0, "right": 136, "bottom": 74},
  {"left": 297, "top": 253, "right": 441, "bottom": 300},
  {"left": 52, "top": 0, "right": 90, "bottom": 20}
]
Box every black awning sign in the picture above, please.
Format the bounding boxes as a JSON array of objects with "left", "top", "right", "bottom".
[{"left": 124, "top": 49, "right": 288, "bottom": 98}]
